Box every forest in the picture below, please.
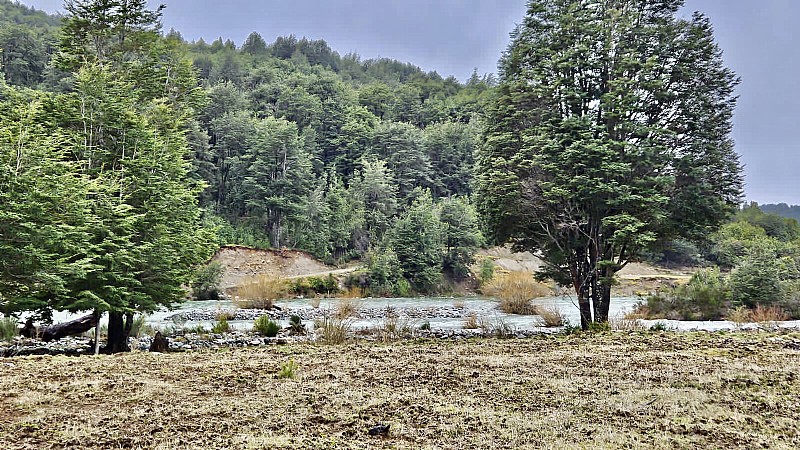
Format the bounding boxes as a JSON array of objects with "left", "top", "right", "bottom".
[{"left": 1, "top": 0, "right": 800, "bottom": 342}]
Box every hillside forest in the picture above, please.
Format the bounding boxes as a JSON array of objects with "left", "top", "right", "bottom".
[{"left": 2, "top": 0, "right": 800, "bottom": 345}]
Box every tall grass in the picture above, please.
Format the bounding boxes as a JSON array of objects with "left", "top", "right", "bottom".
[
  {"left": 750, "top": 304, "right": 788, "bottom": 329},
  {"left": 314, "top": 316, "right": 351, "bottom": 345},
  {"left": 533, "top": 305, "right": 566, "bottom": 327},
  {"left": 0, "top": 316, "right": 18, "bottom": 342},
  {"left": 482, "top": 271, "right": 551, "bottom": 314},
  {"left": 335, "top": 298, "right": 361, "bottom": 319},
  {"left": 234, "top": 274, "right": 289, "bottom": 309}
]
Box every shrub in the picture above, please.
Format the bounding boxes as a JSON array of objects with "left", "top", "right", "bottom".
[
  {"left": 377, "top": 308, "right": 412, "bottom": 342},
  {"left": 234, "top": 275, "right": 289, "bottom": 309},
  {"left": 608, "top": 315, "right": 647, "bottom": 331},
  {"left": 729, "top": 252, "right": 783, "bottom": 308},
  {"left": 289, "top": 315, "right": 305, "bottom": 335},
  {"left": 726, "top": 305, "right": 751, "bottom": 329},
  {"left": 314, "top": 316, "right": 350, "bottom": 345},
  {"left": 482, "top": 271, "right": 551, "bottom": 314},
  {"left": 278, "top": 359, "right": 299, "bottom": 379},
  {"left": 335, "top": 298, "right": 361, "bottom": 319},
  {"left": 0, "top": 316, "right": 18, "bottom": 342},
  {"left": 533, "top": 305, "right": 565, "bottom": 327},
  {"left": 211, "top": 315, "right": 230, "bottom": 334},
  {"left": 649, "top": 322, "right": 673, "bottom": 332},
  {"left": 638, "top": 268, "right": 730, "bottom": 320},
  {"left": 419, "top": 321, "right": 431, "bottom": 331},
  {"left": 463, "top": 312, "right": 479, "bottom": 329},
  {"left": 192, "top": 262, "right": 225, "bottom": 300},
  {"left": 479, "top": 258, "right": 496, "bottom": 285},
  {"left": 750, "top": 304, "right": 788, "bottom": 329},
  {"left": 254, "top": 315, "right": 281, "bottom": 337}
]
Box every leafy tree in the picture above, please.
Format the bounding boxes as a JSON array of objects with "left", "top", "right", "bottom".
[
  {"left": 371, "top": 121, "right": 431, "bottom": 202},
  {"left": 0, "top": 25, "right": 49, "bottom": 87},
  {"left": 390, "top": 190, "right": 443, "bottom": 292},
  {"left": 423, "top": 121, "right": 478, "bottom": 198},
  {"left": 439, "top": 197, "right": 484, "bottom": 280},
  {"left": 241, "top": 32, "right": 268, "bottom": 56},
  {"left": 477, "top": 0, "right": 742, "bottom": 328},
  {"left": 349, "top": 156, "right": 398, "bottom": 249}
]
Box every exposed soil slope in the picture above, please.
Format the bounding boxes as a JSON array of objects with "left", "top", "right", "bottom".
[{"left": 212, "top": 246, "right": 335, "bottom": 290}]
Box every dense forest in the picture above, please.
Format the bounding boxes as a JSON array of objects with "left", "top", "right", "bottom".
[{"left": 2, "top": 0, "right": 798, "bottom": 344}]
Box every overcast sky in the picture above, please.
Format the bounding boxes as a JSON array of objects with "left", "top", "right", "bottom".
[{"left": 20, "top": 0, "right": 800, "bottom": 205}]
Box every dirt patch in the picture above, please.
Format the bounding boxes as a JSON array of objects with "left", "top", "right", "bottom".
[
  {"left": 212, "top": 246, "right": 334, "bottom": 290},
  {"left": 1, "top": 333, "right": 799, "bottom": 449}
]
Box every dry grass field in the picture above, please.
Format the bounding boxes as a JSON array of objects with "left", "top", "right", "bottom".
[{"left": 2, "top": 332, "right": 800, "bottom": 449}]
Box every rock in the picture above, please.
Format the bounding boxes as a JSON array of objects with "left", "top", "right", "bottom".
[
  {"left": 368, "top": 424, "right": 390, "bottom": 436},
  {"left": 149, "top": 331, "right": 169, "bottom": 353}
]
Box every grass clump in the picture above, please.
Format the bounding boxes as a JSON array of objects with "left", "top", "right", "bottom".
[
  {"left": 482, "top": 271, "right": 551, "bottom": 314},
  {"left": 533, "top": 304, "right": 565, "bottom": 327},
  {"left": 463, "top": 313, "right": 479, "bottom": 329},
  {"left": 750, "top": 304, "right": 788, "bottom": 329},
  {"left": 234, "top": 275, "right": 289, "bottom": 309},
  {"left": 314, "top": 316, "right": 350, "bottom": 345},
  {"left": 288, "top": 315, "right": 305, "bottom": 335},
  {"left": 335, "top": 298, "right": 361, "bottom": 319},
  {"left": 277, "top": 359, "right": 299, "bottom": 379},
  {"left": 254, "top": 315, "right": 281, "bottom": 337},
  {"left": 0, "top": 316, "right": 18, "bottom": 342},
  {"left": 211, "top": 314, "right": 231, "bottom": 334}
]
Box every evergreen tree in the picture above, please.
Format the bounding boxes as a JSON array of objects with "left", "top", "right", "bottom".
[
  {"left": 477, "top": 0, "right": 742, "bottom": 328},
  {"left": 390, "top": 190, "right": 444, "bottom": 292}
]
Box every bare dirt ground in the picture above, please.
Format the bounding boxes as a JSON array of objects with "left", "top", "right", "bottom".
[
  {"left": 212, "top": 247, "right": 338, "bottom": 290},
  {"left": 2, "top": 332, "right": 800, "bottom": 449}
]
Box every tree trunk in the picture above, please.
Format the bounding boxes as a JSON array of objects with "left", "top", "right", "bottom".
[
  {"left": 595, "top": 283, "right": 612, "bottom": 324},
  {"left": 103, "top": 311, "right": 132, "bottom": 353},
  {"left": 42, "top": 313, "right": 97, "bottom": 342},
  {"left": 573, "top": 265, "right": 592, "bottom": 330}
]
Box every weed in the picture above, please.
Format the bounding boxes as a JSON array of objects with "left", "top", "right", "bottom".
[
  {"left": 750, "top": 304, "right": 788, "bottom": 329},
  {"left": 335, "top": 298, "right": 361, "bottom": 319},
  {"left": 649, "top": 322, "right": 673, "bottom": 332},
  {"left": 482, "top": 272, "right": 550, "bottom": 314},
  {"left": 182, "top": 324, "right": 207, "bottom": 334},
  {"left": 452, "top": 299, "right": 465, "bottom": 309},
  {"left": 609, "top": 314, "right": 647, "bottom": 331},
  {"left": 463, "top": 312, "right": 479, "bottom": 329},
  {"left": 0, "top": 316, "right": 18, "bottom": 342},
  {"left": 377, "top": 308, "right": 413, "bottom": 342},
  {"left": 341, "top": 286, "right": 364, "bottom": 299},
  {"left": 419, "top": 321, "right": 431, "bottom": 331},
  {"left": 234, "top": 275, "right": 289, "bottom": 309},
  {"left": 533, "top": 304, "right": 565, "bottom": 327},
  {"left": 277, "top": 359, "right": 299, "bottom": 379},
  {"left": 726, "top": 305, "right": 751, "bottom": 329},
  {"left": 254, "top": 316, "right": 281, "bottom": 337},
  {"left": 314, "top": 316, "right": 350, "bottom": 345},
  {"left": 212, "top": 314, "right": 231, "bottom": 334},
  {"left": 587, "top": 321, "right": 611, "bottom": 333},
  {"left": 289, "top": 315, "right": 305, "bottom": 335}
]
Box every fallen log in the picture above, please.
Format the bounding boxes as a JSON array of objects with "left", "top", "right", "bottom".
[{"left": 42, "top": 313, "right": 97, "bottom": 342}]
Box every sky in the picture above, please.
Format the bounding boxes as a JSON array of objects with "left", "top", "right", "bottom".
[{"left": 19, "top": 0, "right": 800, "bottom": 205}]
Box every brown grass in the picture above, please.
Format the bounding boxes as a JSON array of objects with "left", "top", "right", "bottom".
[
  {"left": 463, "top": 312, "right": 479, "bottom": 329},
  {"left": 750, "top": 304, "right": 789, "bottom": 329},
  {"left": 609, "top": 314, "right": 648, "bottom": 331},
  {"left": 335, "top": 298, "right": 361, "bottom": 319},
  {"left": 2, "top": 333, "right": 800, "bottom": 448},
  {"left": 233, "top": 275, "right": 289, "bottom": 309},
  {"left": 726, "top": 305, "right": 751, "bottom": 329},
  {"left": 482, "top": 271, "right": 551, "bottom": 314},
  {"left": 341, "top": 286, "right": 364, "bottom": 299},
  {"left": 533, "top": 304, "right": 566, "bottom": 327}
]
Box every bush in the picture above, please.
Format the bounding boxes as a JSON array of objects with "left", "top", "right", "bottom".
[
  {"left": 533, "top": 305, "right": 565, "bottom": 327},
  {"left": 314, "top": 316, "right": 350, "bottom": 345},
  {"left": 192, "top": 262, "right": 225, "bottom": 300},
  {"left": 478, "top": 258, "right": 495, "bottom": 285},
  {"left": 278, "top": 359, "right": 299, "bottom": 379},
  {"left": 211, "top": 315, "right": 230, "bottom": 334},
  {"left": 639, "top": 268, "right": 730, "bottom": 320},
  {"left": 291, "top": 275, "right": 340, "bottom": 297},
  {"left": 463, "top": 313, "right": 479, "bottom": 329},
  {"left": 750, "top": 304, "right": 788, "bottom": 329},
  {"left": 234, "top": 275, "right": 289, "bottom": 309},
  {"left": 0, "top": 316, "right": 18, "bottom": 342},
  {"left": 254, "top": 316, "right": 281, "bottom": 337},
  {"left": 482, "top": 272, "right": 551, "bottom": 314},
  {"left": 335, "top": 298, "right": 361, "bottom": 319},
  {"left": 729, "top": 252, "right": 783, "bottom": 308},
  {"left": 289, "top": 315, "right": 305, "bottom": 335}
]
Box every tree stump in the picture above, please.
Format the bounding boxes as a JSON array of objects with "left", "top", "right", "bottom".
[{"left": 149, "top": 331, "right": 169, "bottom": 352}]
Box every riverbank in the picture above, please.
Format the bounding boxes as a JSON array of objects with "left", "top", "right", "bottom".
[{"left": 2, "top": 332, "right": 799, "bottom": 449}]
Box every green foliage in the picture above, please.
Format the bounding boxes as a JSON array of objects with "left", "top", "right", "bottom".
[
  {"left": 439, "top": 197, "right": 484, "bottom": 280},
  {"left": 277, "top": 358, "right": 299, "bottom": 379},
  {"left": 254, "top": 316, "right": 281, "bottom": 337},
  {"left": 291, "top": 276, "right": 339, "bottom": 297},
  {"left": 211, "top": 316, "right": 231, "bottom": 334},
  {"left": 192, "top": 262, "right": 225, "bottom": 300},
  {"left": 479, "top": 258, "right": 496, "bottom": 285},
  {"left": 314, "top": 316, "right": 350, "bottom": 345},
  {"left": 477, "top": 0, "right": 742, "bottom": 328},
  {"left": 729, "top": 252, "right": 783, "bottom": 309},
  {"left": 390, "top": 191, "right": 444, "bottom": 293},
  {"left": 288, "top": 315, "right": 305, "bottom": 335},
  {"left": 0, "top": 316, "right": 18, "bottom": 342},
  {"left": 644, "top": 268, "right": 731, "bottom": 320}
]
